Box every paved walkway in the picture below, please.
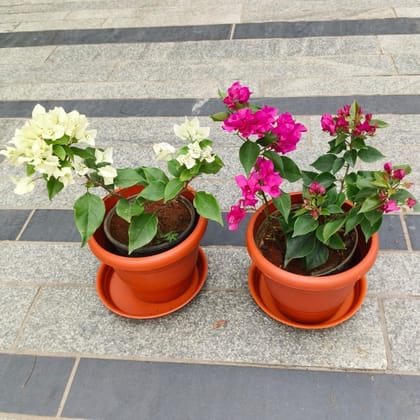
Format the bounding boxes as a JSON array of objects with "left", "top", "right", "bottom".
[{"left": 0, "top": 1, "right": 419, "bottom": 419}]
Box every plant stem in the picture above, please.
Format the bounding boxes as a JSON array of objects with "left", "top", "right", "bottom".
[{"left": 84, "top": 174, "right": 126, "bottom": 200}]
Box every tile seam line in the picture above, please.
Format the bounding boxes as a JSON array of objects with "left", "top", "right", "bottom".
[
  {"left": 55, "top": 356, "right": 80, "bottom": 418},
  {"left": 1, "top": 350, "right": 420, "bottom": 376}
]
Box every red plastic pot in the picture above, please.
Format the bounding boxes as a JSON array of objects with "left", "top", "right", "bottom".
[
  {"left": 88, "top": 186, "right": 208, "bottom": 304},
  {"left": 246, "top": 192, "right": 379, "bottom": 325}
]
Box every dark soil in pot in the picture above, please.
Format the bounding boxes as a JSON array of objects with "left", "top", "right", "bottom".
[
  {"left": 105, "top": 195, "right": 198, "bottom": 257},
  {"left": 255, "top": 214, "right": 359, "bottom": 276}
]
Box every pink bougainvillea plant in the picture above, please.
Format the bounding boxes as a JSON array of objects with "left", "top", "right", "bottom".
[{"left": 212, "top": 81, "right": 419, "bottom": 272}]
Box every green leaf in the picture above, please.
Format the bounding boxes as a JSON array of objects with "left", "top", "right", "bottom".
[
  {"left": 114, "top": 168, "right": 145, "bottom": 188},
  {"left": 343, "top": 150, "right": 358, "bottom": 167},
  {"left": 305, "top": 240, "right": 329, "bottom": 271},
  {"left": 164, "top": 179, "right": 184, "bottom": 202},
  {"left": 326, "top": 204, "right": 344, "bottom": 214},
  {"left": 327, "top": 233, "right": 346, "bottom": 250},
  {"left": 359, "top": 196, "right": 382, "bottom": 213},
  {"left": 358, "top": 146, "right": 385, "bottom": 163},
  {"left": 73, "top": 192, "right": 105, "bottom": 247},
  {"left": 193, "top": 191, "right": 223, "bottom": 225},
  {"left": 284, "top": 234, "right": 316, "bottom": 267},
  {"left": 352, "top": 137, "right": 366, "bottom": 149},
  {"left": 264, "top": 152, "right": 301, "bottom": 182},
  {"left": 311, "top": 153, "right": 337, "bottom": 172},
  {"left": 68, "top": 146, "right": 96, "bottom": 160},
  {"left": 345, "top": 207, "right": 363, "bottom": 234},
  {"left": 26, "top": 164, "right": 35, "bottom": 176},
  {"left": 167, "top": 159, "right": 181, "bottom": 177},
  {"left": 301, "top": 171, "right": 318, "bottom": 187},
  {"left": 128, "top": 213, "right": 158, "bottom": 254},
  {"left": 370, "top": 119, "right": 389, "bottom": 128},
  {"left": 46, "top": 176, "right": 64, "bottom": 200},
  {"left": 293, "top": 214, "right": 319, "bottom": 237},
  {"left": 273, "top": 192, "right": 291, "bottom": 222},
  {"left": 139, "top": 181, "right": 166, "bottom": 201},
  {"left": 350, "top": 101, "right": 358, "bottom": 120},
  {"left": 142, "top": 167, "right": 169, "bottom": 183},
  {"left": 315, "top": 172, "right": 336, "bottom": 188},
  {"left": 364, "top": 209, "right": 383, "bottom": 226},
  {"left": 322, "top": 218, "right": 345, "bottom": 242},
  {"left": 115, "top": 198, "right": 144, "bottom": 223},
  {"left": 210, "top": 111, "right": 229, "bottom": 122},
  {"left": 53, "top": 144, "right": 66, "bottom": 161},
  {"left": 332, "top": 157, "right": 345, "bottom": 174},
  {"left": 199, "top": 155, "right": 224, "bottom": 175},
  {"left": 360, "top": 216, "right": 382, "bottom": 242},
  {"left": 239, "top": 140, "right": 260, "bottom": 175}
]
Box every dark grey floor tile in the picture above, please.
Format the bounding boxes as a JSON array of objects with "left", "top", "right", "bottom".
[
  {"left": 405, "top": 215, "right": 420, "bottom": 250},
  {"left": 0, "top": 354, "right": 75, "bottom": 416},
  {"left": 0, "top": 25, "right": 231, "bottom": 48},
  {"left": 63, "top": 359, "right": 420, "bottom": 420},
  {"left": 0, "top": 210, "right": 30, "bottom": 240},
  {"left": 379, "top": 215, "right": 407, "bottom": 250},
  {"left": 201, "top": 213, "right": 250, "bottom": 246},
  {"left": 3, "top": 96, "right": 420, "bottom": 119},
  {"left": 234, "top": 18, "right": 420, "bottom": 39},
  {"left": 19, "top": 209, "right": 80, "bottom": 242}
]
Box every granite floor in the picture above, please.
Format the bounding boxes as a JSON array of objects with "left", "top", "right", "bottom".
[{"left": 0, "top": 1, "right": 420, "bottom": 419}]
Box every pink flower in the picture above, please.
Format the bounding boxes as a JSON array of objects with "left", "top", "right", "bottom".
[
  {"left": 223, "top": 81, "right": 251, "bottom": 110},
  {"left": 272, "top": 112, "right": 307, "bottom": 154},
  {"left": 235, "top": 173, "right": 260, "bottom": 206},
  {"left": 384, "top": 162, "right": 393, "bottom": 174},
  {"left": 255, "top": 157, "right": 283, "bottom": 198},
  {"left": 308, "top": 181, "right": 326, "bottom": 195},
  {"left": 321, "top": 114, "right": 336, "bottom": 135},
  {"left": 222, "top": 108, "right": 254, "bottom": 137},
  {"left": 381, "top": 199, "right": 400, "bottom": 213},
  {"left": 407, "top": 197, "right": 417, "bottom": 208},
  {"left": 354, "top": 113, "right": 377, "bottom": 136},
  {"left": 226, "top": 203, "right": 246, "bottom": 230},
  {"left": 392, "top": 169, "right": 406, "bottom": 180},
  {"left": 253, "top": 106, "right": 278, "bottom": 135}
]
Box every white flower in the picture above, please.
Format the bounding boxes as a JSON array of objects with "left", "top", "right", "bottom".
[
  {"left": 12, "top": 176, "right": 35, "bottom": 194},
  {"left": 58, "top": 167, "right": 75, "bottom": 187},
  {"left": 153, "top": 142, "right": 176, "bottom": 161},
  {"left": 200, "top": 146, "right": 215, "bottom": 163},
  {"left": 73, "top": 155, "right": 90, "bottom": 176},
  {"left": 187, "top": 142, "right": 202, "bottom": 159},
  {"left": 35, "top": 154, "right": 62, "bottom": 178},
  {"left": 95, "top": 148, "right": 113, "bottom": 165},
  {"left": 176, "top": 153, "right": 197, "bottom": 170},
  {"left": 174, "top": 117, "right": 210, "bottom": 142},
  {"left": 98, "top": 165, "right": 117, "bottom": 185}
]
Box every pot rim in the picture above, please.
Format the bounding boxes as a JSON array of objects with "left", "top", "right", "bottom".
[
  {"left": 245, "top": 192, "right": 379, "bottom": 291},
  {"left": 88, "top": 186, "right": 208, "bottom": 270}
]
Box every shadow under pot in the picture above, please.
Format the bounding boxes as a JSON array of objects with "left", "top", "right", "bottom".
[{"left": 104, "top": 194, "right": 198, "bottom": 257}]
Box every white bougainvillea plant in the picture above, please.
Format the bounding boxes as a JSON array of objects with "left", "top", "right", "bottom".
[
  {"left": 212, "top": 81, "right": 419, "bottom": 272},
  {"left": 1, "top": 105, "right": 223, "bottom": 254}
]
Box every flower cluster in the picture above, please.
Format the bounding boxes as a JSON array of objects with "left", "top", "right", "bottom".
[
  {"left": 379, "top": 162, "right": 417, "bottom": 213},
  {"left": 1, "top": 107, "right": 224, "bottom": 253},
  {"left": 154, "top": 118, "right": 217, "bottom": 170},
  {"left": 228, "top": 157, "right": 283, "bottom": 230},
  {"left": 212, "top": 81, "right": 307, "bottom": 230},
  {"left": 213, "top": 81, "right": 418, "bottom": 273},
  {"left": 0, "top": 104, "right": 116, "bottom": 196},
  {"left": 321, "top": 104, "right": 377, "bottom": 137}
]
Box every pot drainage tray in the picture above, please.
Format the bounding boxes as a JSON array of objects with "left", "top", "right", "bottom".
[
  {"left": 248, "top": 264, "right": 367, "bottom": 329},
  {"left": 96, "top": 248, "right": 207, "bottom": 319}
]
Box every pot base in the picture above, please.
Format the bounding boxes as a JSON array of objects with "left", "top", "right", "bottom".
[
  {"left": 96, "top": 248, "right": 207, "bottom": 319},
  {"left": 248, "top": 264, "right": 367, "bottom": 329}
]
